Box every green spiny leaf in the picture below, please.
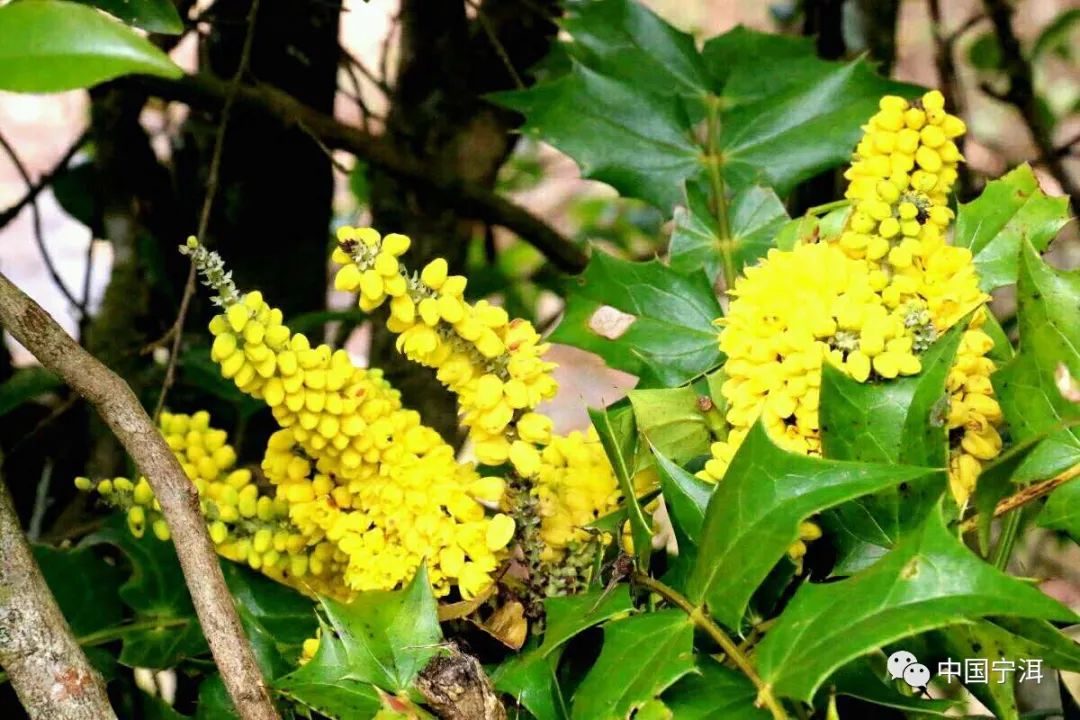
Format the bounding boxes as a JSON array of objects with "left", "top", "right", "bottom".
[
  {"left": 687, "top": 421, "right": 942, "bottom": 627},
  {"left": 755, "top": 505, "right": 1076, "bottom": 703},
  {"left": 491, "top": 63, "right": 701, "bottom": 210},
  {"left": 994, "top": 240, "right": 1080, "bottom": 484},
  {"left": 550, "top": 251, "right": 724, "bottom": 387},
  {"left": 569, "top": 610, "right": 695, "bottom": 720},
  {"left": 953, "top": 164, "right": 1071, "bottom": 291},
  {"left": 274, "top": 566, "right": 441, "bottom": 715},
  {"left": 669, "top": 183, "right": 789, "bottom": 283},
  {"left": 818, "top": 321, "right": 965, "bottom": 573}
]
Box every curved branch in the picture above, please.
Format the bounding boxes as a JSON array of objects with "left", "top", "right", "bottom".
[
  {"left": 136, "top": 73, "right": 588, "bottom": 273},
  {"left": 0, "top": 272, "right": 280, "bottom": 720},
  {"left": 0, "top": 465, "right": 117, "bottom": 720}
]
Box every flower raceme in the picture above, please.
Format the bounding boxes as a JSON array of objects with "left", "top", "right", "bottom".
[
  {"left": 700, "top": 90, "right": 1002, "bottom": 515},
  {"left": 76, "top": 237, "right": 624, "bottom": 603}
]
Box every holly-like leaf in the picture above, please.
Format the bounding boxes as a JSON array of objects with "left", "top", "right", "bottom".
[
  {"left": 754, "top": 506, "right": 1076, "bottom": 703},
  {"left": 669, "top": 183, "right": 789, "bottom": 283},
  {"left": 492, "top": 64, "right": 701, "bottom": 210},
  {"left": 661, "top": 655, "right": 768, "bottom": 719},
  {"left": 493, "top": 588, "right": 632, "bottom": 720},
  {"left": 494, "top": 10, "right": 912, "bottom": 211},
  {"left": 560, "top": 0, "right": 710, "bottom": 101},
  {"left": 818, "top": 322, "right": 965, "bottom": 572},
  {"left": 687, "top": 421, "right": 942, "bottom": 628},
  {"left": 953, "top": 164, "right": 1071, "bottom": 291},
  {"left": 569, "top": 610, "right": 695, "bottom": 719},
  {"left": 628, "top": 386, "right": 712, "bottom": 465},
  {"left": 819, "top": 320, "right": 966, "bottom": 467},
  {"left": 74, "top": 0, "right": 184, "bottom": 34},
  {"left": 701, "top": 26, "right": 816, "bottom": 99},
  {"left": 82, "top": 518, "right": 207, "bottom": 669},
  {"left": 275, "top": 566, "right": 441, "bottom": 716},
  {"left": 0, "top": 0, "right": 182, "bottom": 93},
  {"left": 994, "top": 241, "right": 1080, "bottom": 484},
  {"left": 551, "top": 251, "right": 724, "bottom": 387},
  {"left": 714, "top": 56, "right": 917, "bottom": 195}
]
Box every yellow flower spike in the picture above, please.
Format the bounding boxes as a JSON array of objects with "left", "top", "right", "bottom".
[{"left": 700, "top": 90, "right": 1001, "bottom": 517}]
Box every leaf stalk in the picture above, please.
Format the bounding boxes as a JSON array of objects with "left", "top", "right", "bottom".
[{"left": 631, "top": 572, "right": 789, "bottom": 720}]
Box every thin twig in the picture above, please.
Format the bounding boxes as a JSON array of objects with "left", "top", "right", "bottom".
[
  {"left": 0, "top": 128, "right": 89, "bottom": 231},
  {"left": 153, "top": 0, "right": 263, "bottom": 422},
  {"left": 379, "top": 11, "right": 400, "bottom": 91},
  {"left": 0, "top": 272, "right": 280, "bottom": 720},
  {"left": 981, "top": 0, "right": 1080, "bottom": 210},
  {"left": 631, "top": 572, "right": 789, "bottom": 720},
  {"left": 959, "top": 462, "right": 1080, "bottom": 534},
  {"left": 340, "top": 46, "right": 391, "bottom": 96},
  {"left": 0, "top": 131, "right": 83, "bottom": 313},
  {"left": 0, "top": 460, "right": 117, "bottom": 719},
  {"left": 465, "top": 0, "right": 526, "bottom": 90},
  {"left": 944, "top": 12, "right": 984, "bottom": 44},
  {"left": 134, "top": 73, "right": 587, "bottom": 271},
  {"left": 341, "top": 60, "right": 373, "bottom": 132},
  {"left": 297, "top": 118, "right": 352, "bottom": 174}
]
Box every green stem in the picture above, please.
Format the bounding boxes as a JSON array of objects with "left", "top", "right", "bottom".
[
  {"left": 991, "top": 508, "right": 1022, "bottom": 570},
  {"left": 704, "top": 95, "right": 735, "bottom": 290},
  {"left": 0, "top": 616, "right": 191, "bottom": 685},
  {"left": 632, "top": 572, "right": 789, "bottom": 720},
  {"left": 805, "top": 199, "right": 851, "bottom": 216}
]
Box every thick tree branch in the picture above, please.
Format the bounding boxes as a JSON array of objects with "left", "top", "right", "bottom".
[
  {"left": 0, "top": 272, "right": 280, "bottom": 720},
  {"left": 136, "top": 72, "right": 587, "bottom": 273},
  {"left": 981, "top": 0, "right": 1079, "bottom": 210},
  {"left": 0, "top": 466, "right": 116, "bottom": 720}
]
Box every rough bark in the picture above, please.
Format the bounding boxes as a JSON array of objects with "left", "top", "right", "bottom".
[
  {"left": 0, "top": 272, "right": 280, "bottom": 720},
  {"left": 416, "top": 644, "right": 507, "bottom": 720},
  {"left": 368, "top": 0, "right": 561, "bottom": 442},
  {"left": 0, "top": 470, "right": 116, "bottom": 720}
]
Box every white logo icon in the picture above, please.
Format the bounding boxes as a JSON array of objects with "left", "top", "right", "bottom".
[
  {"left": 887, "top": 650, "right": 931, "bottom": 689},
  {"left": 887, "top": 650, "right": 917, "bottom": 680},
  {"left": 903, "top": 662, "right": 931, "bottom": 689}
]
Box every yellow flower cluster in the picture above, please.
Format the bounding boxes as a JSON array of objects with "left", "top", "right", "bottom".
[
  {"left": 700, "top": 90, "right": 1002, "bottom": 510},
  {"left": 531, "top": 428, "right": 621, "bottom": 562},
  {"left": 76, "top": 411, "right": 351, "bottom": 598},
  {"left": 331, "top": 227, "right": 559, "bottom": 473},
  {"left": 331, "top": 227, "right": 629, "bottom": 576},
  {"left": 78, "top": 235, "right": 631, "bottom": 603}
]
